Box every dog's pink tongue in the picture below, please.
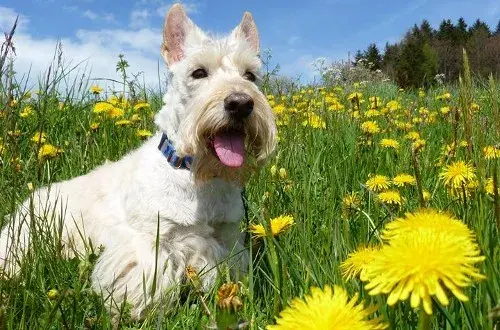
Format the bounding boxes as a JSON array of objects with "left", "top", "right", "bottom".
[{"left": 213, "top": 132, "right": 245, "bottom": 168}]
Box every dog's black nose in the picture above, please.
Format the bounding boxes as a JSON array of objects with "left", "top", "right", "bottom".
[{"left": 224, "top": 92, "right": 254, "bottom": 119}]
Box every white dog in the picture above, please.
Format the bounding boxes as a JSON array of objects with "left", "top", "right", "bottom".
[{"left": 0, "top": 4, "right": 276, "bottom": 319}]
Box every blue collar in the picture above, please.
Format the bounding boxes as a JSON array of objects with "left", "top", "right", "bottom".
[{"left": 158, "top": 133, "right": 193, "bottom": 170}]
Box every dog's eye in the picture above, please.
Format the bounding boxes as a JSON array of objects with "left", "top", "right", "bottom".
[
  {"left": 191, "top": 68, "right": 208, "bottom": 79},
  {"left": 243, "top": 71, "right": 256, "bottom": 82}
]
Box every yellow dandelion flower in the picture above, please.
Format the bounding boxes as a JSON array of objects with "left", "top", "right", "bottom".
[
  {"left": 90, "top": 85, "right": 103, "bottom": 94},
  {"left": 47, "top": 289, "right": 59, "bottom": 300},
  {"left": 93, "top": 101, "right": 113, "bottom": 114},
  {"left": 133, "top": 102, "right": 150, "bottom": 111},
  {"left": 31, "top": 132, "right": 47, "bottom": 144},
  {"left": 341, "top": 246, "right": 380, "bottom": 280},
  {"left": 386, "top": 100, "right": 400, "bottom": 111},
  {"left": 249, "top": 215, "right": 294, "bottom": 238},
  {"left": 423, "top": 190, "right": 431, "bottom": 201},
  {"left": 278, "top": 168, "right": 287, "bottom": 179},
  {"left": 483, "top": 146, "right": 500, "bottom": 160},
  {"left": 302, "top": 113, "right": 326, "bottom": 129},
  {"left": 394, "top": 121, "right": 414, "bottom": 131},
  {"left": 392, "top": 174, "right": 416, "bottom": 187},
  {"left": 379, "top": 138, "right": 399, "bottom": 150},
  {"left": 439, "top": 161, "right": 476, "bottom": 189},
  {"left": 436, "top": 92, "right": 451, "bottom": 101},
  {"left": 365, "top": 109, "right": 380, "bottom": 118},
  {"left": 268, "top": 285, "right": 387, "bottom": 330},
  {"left": 273, "top": 104, "right": 286, "bottom": 115},
  {"left": 470, "top": 103, "right": 480, "bottom": 111},
  {"left": 217, "top": 282, "right": 243, "bottom": 311},
  {"left": 459, "top": 140, "right": 468, "bottom": 148},
  {"left": 270, "top": 164, "right": 278, "bottom": 177},
  {"left": 361, "top": 121, "right": 380, "bottom": 134},
  {"left": 276, "top": 114, "right": 290, "bottom": 127},
  {"left": 377, "top": 190, "right": 403, "bottom": 205},
  {"left": 342, "top": 192, "right": 361, "bottom": 210},
  {"left": 418, "top": 90, "right": 425, "bottom": 97},
  {"left": 382, "top": 209, "right": 472, "bottom": 241},
  {"left": 405, "top": 131, "right": 420, "bottom": 141},
  {"left": 115, "top": 119, "right": 133, "bottom": 126},
  {"left": 20, "top": 105, "right": 33, "bottom": 118},
  {"left": 38, "top": 144, "right": 63, "bottom": 161},
  {"left": 366, "top": 175, "right": 390, "bottom": 192},
  {"left": 485, "top": 178, "right": 499, "bottom": 196},
  {"left": 347, "top": 92, "right": 363, "bottom": 101},
  {"left": 108, "top": 107, "right": 124, "bottom": 118},
  {"left": 327, "top": 103, "right": 345, "bottom": 112},
  {"left": 136, "top": 129, "right": 153, "bottom": 139},
  {"left": 130, "top": 114, "right": 141, "bottom": 122},
  {"left": 90, "top": 122, "right": 99, "bottom": 131},
  {"left": 440, "top": 106, "right": 451, "bottom": 115},
  {"left": 412, "top": 139, "right": 426, "bottom": 151},
  {"left": 363, "top": 209, "right": 485, "bottom": 315}
]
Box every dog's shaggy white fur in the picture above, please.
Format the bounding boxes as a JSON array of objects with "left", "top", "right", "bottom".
[{"left": 0, "top": 4, "right": 276, "bottom": 319}]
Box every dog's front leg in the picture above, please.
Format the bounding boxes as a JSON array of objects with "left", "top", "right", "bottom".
[
  {"left": 91, "top": 231, "right": 181, "bottom": 320},
  {"left": 213, "top": 222, "right": 249, "bottom": 279}
]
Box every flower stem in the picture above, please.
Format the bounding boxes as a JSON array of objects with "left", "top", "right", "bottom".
[
  {"left": 412, "top": 148, "right": 425, "bottom": 208},
  {"left": 418, "top": 309, "right": 431, "bottom": 330}
]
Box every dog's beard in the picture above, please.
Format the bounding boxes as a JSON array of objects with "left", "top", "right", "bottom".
[{"left": 176, "top": 87, "right": 276, "bottom": 184}]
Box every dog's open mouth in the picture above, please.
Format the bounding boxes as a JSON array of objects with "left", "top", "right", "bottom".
[{"left": 209, "top": 130, "right": 246, "bottom": 168}]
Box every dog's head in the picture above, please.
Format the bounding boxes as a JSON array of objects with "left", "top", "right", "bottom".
[{"left": 155, "top": 4, "right": 276, "bottom": 184}]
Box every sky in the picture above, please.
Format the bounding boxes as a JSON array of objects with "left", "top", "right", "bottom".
[{"left": 1, "top": 0, "right": 499, "bottom": 89}]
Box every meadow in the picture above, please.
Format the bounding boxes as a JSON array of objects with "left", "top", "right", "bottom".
[{"left": 0, "top": 50, "right": 499, "bottom": 329}]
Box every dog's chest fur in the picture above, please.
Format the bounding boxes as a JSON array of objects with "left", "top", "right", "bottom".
[
  {"left": 49, "top": 134, "right": 245, "bottom": 248},
  {"left": 126, "top": 134, "right": 244, "bottom": 228}
]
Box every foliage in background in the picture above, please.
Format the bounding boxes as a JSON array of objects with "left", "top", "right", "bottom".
[{"left": 355, "top": 17, "right": 500, "bottom": 88}]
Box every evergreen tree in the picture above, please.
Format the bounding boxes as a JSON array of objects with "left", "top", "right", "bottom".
[
  {"left": 469, "top": 19, "right": 491, "bottom": 36},
  {"left": 396, "top": 30, "right": 437, "bottom": 87},
  {"left": 363, "top": 43, "right": 382, "bottom": 70},
  {"left": 437, "top": 19, "right": 455, "bottom": 40},
  {"left": 382, "top": 42, "right": 401, "bottom": 77},
  {"left": 419, "top": 20, "right": 434, "bottom": 41},
  {"left": 494, "top": 19, "right": 500, "bottom": 36},
  {"left": 353, "top": 50, "right": 364, "bottom": 66},
  {"left": 456, "top": 17, "right": 469, "bottom": 43}
]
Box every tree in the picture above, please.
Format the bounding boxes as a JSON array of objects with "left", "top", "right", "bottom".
[
  {"left": 353, "top": 50, "right": 364, "bottom": 66},
  {"left": 396, "top": 30, "right": 437, "bottom": 87},
  {"left": 456, "top": 17, "right": 469, "bottom": 43},
  {"left": 419, "top": 20, "right": 434, "bottom": 41},
  {"left": 363, "top": 43, "right": 382, "bottom": 70},
  {"left": 437, "top": 19, "right": 455, "bottom": 40},
  {"left": 469, "top": 19, "right": 491, "bottom": 36},
  {"left": 494, "top": 19, "right": 500, "bottom": 36},
  {"left": 382, "top": 42, "right": 401, "bottom": 78},
  {"left": 364, "top": 17, "right": 500, "bottom": 86}
]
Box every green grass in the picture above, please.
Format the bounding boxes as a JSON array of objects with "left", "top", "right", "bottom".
[{"left": 0, "top": 60, "right": 499, "bottom": 329}]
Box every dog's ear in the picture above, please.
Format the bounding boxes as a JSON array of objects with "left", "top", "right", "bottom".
[
  {"left": 232, "top": 12, "right": 259, "bottom": 54},
  {"left": 161, "top": 4, "right": 196, "bottom": 65}
]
